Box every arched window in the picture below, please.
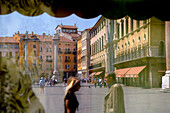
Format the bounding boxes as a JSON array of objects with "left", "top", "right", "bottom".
[
  {"left": 128, "top": 41, "right": 130, "bottom": 47},
  {"left": 132, "top": 39, "right": 135, "bottom": 45},
  {"left": 144, "top": 34, "right": 146, "bottom": 40},
  {"left": 138, "top": 36, "right": 141, "bottom": 43}
]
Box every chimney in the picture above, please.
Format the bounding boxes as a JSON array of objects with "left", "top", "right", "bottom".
[
  {"left": 61, "top": 23, "right": 63, "bottom": 26},
  {"left": 32, "top": 31, "right": 34, "bottom": 35},
  {"left": 43, "top": 33, "right": 45, "bottom": 38},
  {"left": 74, "top": 23, "right": 76, "bottom": 26},
  {"left": 17, "top": 31, "right": 19, "bottom": 35}
]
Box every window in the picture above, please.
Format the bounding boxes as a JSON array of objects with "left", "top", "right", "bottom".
[
  {"left": 144, "top": 34, "right": 146, "bottom": 40},
  {"left": 132, "top": 39, "right": 135, "bottom": 45},
  {"left": 33, "top": 44, "right": 36, "bottom": 48},
  {"left": 0, "top": 44, "right": 3, "bottom": 48},
  {"left": 138, "top": 36, "right": 141, "bottom": 43},
  {"left": 39, "top": 47, "right": 42, "bottom": 52},
  {"left": 74, "top": 56, "right": 77, "bottom": 63},
  {"left": 15, "top": 45, "right": 19, "bottom": 49},
  {"left": 9, "top": 52, "right": 12, "bottom": 58},
  {"left": 33, "top": 50, "right": 37, "bottom": 56},
  {"left": 74, "top": 65, "right": 76, "bottom": 69},
  {"left": 125, "top": 43, "right": 127, "bottom": 48},
  {"left": 116, "top": 23, "right": 120, "bottom": 39},
  {"left": 131, "top": 19, "right": 133, "bottom": 32},
  {"left": 126, "top": 18, "right": 128, "bottom": 34},
  {"left": 49, "top": 48, "right": 52, "bottom": 52},
  {"left": 10, "top": 44, "right": 13, "bottom": 48},
  {"left": 39, "top": 64, "right": 42, "bottom": 70},
  {"left": 65, "top": 65, "right": 70, "bottom": 69},
  {"left": 121, "top": 19, "right": 124, "bottom": 37},
  {"left": 4, "top": 44, "right": 8, "bottom": 48},
  {"left": 128, "top": 41, "right": 130, "bottom": 47},
  {"left": 33, "top": 59, "right": 36, "bottom": 66},
  {"left": 46, "top": 48, "right": 48, "bottom": 52},
  {"left": 122, "top": 44, "right": 124, "bottom": 49}
]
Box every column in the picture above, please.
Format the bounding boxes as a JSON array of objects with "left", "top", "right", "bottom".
[
  {"left": 162, "top": 21, "right": 170, "bottom": 90},
  {"left": 53, "top": 33, "right": 60, "bottom": 75},
  {"left": 24, "top": 31, "right": 29, "bottom": 74}
]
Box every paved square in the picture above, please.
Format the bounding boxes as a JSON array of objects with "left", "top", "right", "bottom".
[{"left": 33, "top": 84, "right": 170, "bottom": 113}]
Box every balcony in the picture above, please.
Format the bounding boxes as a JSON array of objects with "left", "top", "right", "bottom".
[
  {"left": 58, "top": 50, "right": 63, "bottom": 54},
  {"left": 46, "top": 59, "right": 52, "bottom": 62},
  {"left": 65, "top": 51, "right": 71, "bottom": 54},
  {"left": 72, "top": 51, "right": 77, "bottom": 55},
  {"left": 65, "top": 60, "right": 71, "bottom": 62}
]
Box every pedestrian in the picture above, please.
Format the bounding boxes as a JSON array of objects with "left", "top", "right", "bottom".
[
  {"left": 99, "top": 78, "right": 103, "bottom": 88},
  {"left": 39, "top": 77, "right": 45, "bottom": 94},
  {"left": 104, "top": 71, "right": 125, "bottom": 113},
  {"left": 64, "top": 77, "right": 81, "bottom": 113},
  {"left": 94, "top": 77, "right": 97, "bottom": 88}
]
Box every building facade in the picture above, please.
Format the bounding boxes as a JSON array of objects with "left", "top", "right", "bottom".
[
  {"left": 13, "top": 31, "right": 40, "bottom": 82},
  {"left": 114, "top": 16, "right": 166, "bottom": 88},
  {"left": 58, "top": 36, "right": 77, "bottom": 79},
  {"left": 38, "top": 33, "right": 54, "bottom": 80},
  {"left": 81, "top": 28, "right": 91, "bottom": 79},
  {"left": 0, "top": 37, "right": 19, "bottom": 64},
  {"left": 89, "top": 16, "right": 107, "bottom": 77},
  {"left": 55, "top": 24, "right": 79, "bottom": 79},
  {"left": 77, "top": 35, "right": 82, "bottom": 79}
]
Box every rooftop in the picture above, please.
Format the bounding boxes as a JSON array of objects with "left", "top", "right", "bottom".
[{"left": 0, "top": 37, "right": 18, "bottom": 43}]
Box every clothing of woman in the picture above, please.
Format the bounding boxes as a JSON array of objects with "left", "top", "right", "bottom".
[{"left": 64, "top": 77, "right": 81, "bottom": 113}]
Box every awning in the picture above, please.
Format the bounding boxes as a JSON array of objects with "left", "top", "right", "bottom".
[
  {"left": 95, "top": 71, "right": 103, "bottom": 76},
  {"left": 115, "top": 67, "right": 131, "bottom": 77},
  {"left": 125, "top": 66, "right": 146, "bottom": 76},
  {"left": 115, "top": 66, "right": 146, "bottom": 78},
  {"left": 105, "top": 73, "right": 108, "bottom": 78},
  {"left": 1, "top": 0, "right": 170, "bottom": 20},
  {"left": 89, "top": 72, "right": 96, "bottom": 77}
]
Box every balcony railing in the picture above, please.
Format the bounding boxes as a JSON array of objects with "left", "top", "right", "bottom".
[
  {"left": 46, "top": 59, "right": 52, "bottom": 62},
  {"left": 114, "top": 46, "right": 165, "bottom": 64}
]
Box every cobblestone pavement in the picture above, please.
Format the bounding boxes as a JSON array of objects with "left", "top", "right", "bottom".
[{"left": 33, "top": 84, "right": 170, "bottom": 113}]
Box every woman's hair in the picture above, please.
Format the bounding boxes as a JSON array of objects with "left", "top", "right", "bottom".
[{"left": 65, "top": 77, "right": 80, "bottom": 96}]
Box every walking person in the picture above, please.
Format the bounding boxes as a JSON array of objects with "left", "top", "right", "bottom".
[
  {"left": 64, "top": 77, "right": 81, "bottom": 113},
  {"left": 39, "top": 77, "right": 45, "bottom": 94},
  {"left": 104, "top": 71, "right": 125, "bottom": 113}
]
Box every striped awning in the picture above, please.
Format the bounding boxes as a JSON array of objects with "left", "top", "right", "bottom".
[
  {"left": 89, "top": 72, "right": 96, "bottom": 77},
  {"left": 95, "top": 71, "right": 103, "bottom": 75},
  {"left": 115, "top": 67, "right": 131, "bottom": 77},
  {"left": 125, "top": 66, "right": 146, "bottom": 77},
  {"left": 115, "top": 66, "right": 146, "bottom": 78}
]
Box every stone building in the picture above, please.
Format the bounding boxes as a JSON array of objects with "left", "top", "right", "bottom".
[
  {"left": 38, "top": 33, "right": 54, "bottom": 80},
  {"left": 89, "top": 16, "right": 107, "bottom": 77},
  {"left": 81, "top": 28, "right": 91, "bottom": 79},
  {"left": 58, "top": 36, "right": 77, "bottom": 79},
  {"left": 13, "top": 31, "right": 40, "bottom": 82},
  {"left": 114, "top": 16, "right": 166, "bottom": 88},
  {"left": 55, "top": 24, "right": 79, "bottom": 79},
  {"left": 0, "top": 37, "right": 19, "bottom": 64},
  {"left": 77, "top": 35, "right": 82, "bottom": 79}
]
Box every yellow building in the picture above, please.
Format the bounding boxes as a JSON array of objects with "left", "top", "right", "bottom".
[
  {"left": 77, "top": 35, "right": 82, "bottom": 78},
  {"left": 89, "top": 16, "right": 106, "bottom": 77},
  {"left": 13, "top": 31, "right": 40, "bottom": 82},
  {"left": 114, "top": 16, "right": 166, "bottom": 88}
]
